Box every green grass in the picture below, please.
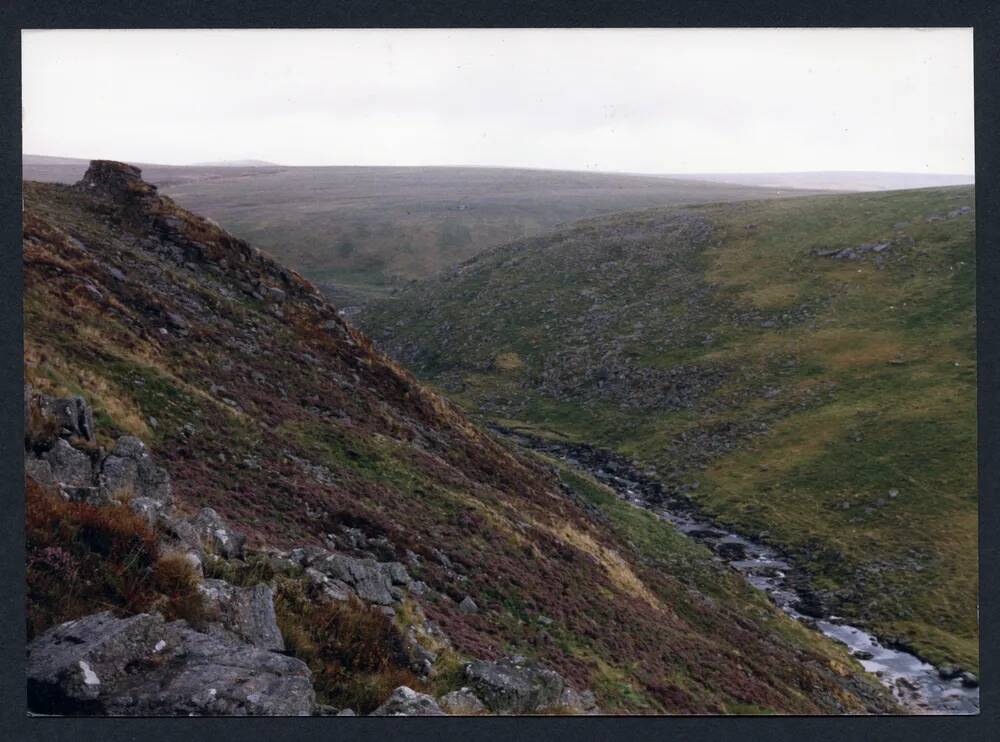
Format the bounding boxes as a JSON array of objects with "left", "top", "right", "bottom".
[{"left": 363, "top": 186, "right": 978, "bottom": 673}]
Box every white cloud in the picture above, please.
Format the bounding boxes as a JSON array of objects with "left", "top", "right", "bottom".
[{"left": 22, "top": 28, "right": 974, "bottom": 174}]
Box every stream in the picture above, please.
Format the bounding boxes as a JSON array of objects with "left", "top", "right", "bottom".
[{"left": 495, "top": 426, "right": 980, "bottom": 715}]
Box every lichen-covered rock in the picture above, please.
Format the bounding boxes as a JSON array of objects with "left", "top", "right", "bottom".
[
  {"left": 190, "top": 507, "right": 246, "bottom": 559},
  {"left": 24, "top": 456, "right": 55, "bottom": 488},
  {"left": 99, "top": 435, "right": 172, "bottom": 505},
  {"left": 370, "top": 686, "right": 445, "bottom": 716},
  {"left": 27, "top": 611, "right": 314, "bottom": 716},
  {"left": 34, "top": 393, "right": 96, "bottom": 442},
  {"left": 311, "top": 553, "right": 394, "bottom": 605},
  {"left": 197, "top": 579, "right": 284, "bottom": 652},
  {"left": 464, "top": 656, "right": 566, "bottom": 714},
  {"left": 42, "top": 438, "right": 93, "bottom": 487},
  {"left": 438, "top": 687, "right": 486, "bottom": 715}
]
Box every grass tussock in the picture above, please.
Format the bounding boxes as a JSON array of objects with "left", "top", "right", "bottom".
[
  {"left": 273, "top": 579, "right": 421, "bottom": 713},
  {"left": 26, "top": 478, "right": 160, "bottom": 639}
]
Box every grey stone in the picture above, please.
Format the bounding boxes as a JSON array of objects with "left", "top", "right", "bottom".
[
  {"left": 438, "top": 688, "right": 486, "bottom": 715},
  {"left": 464, "top": 656, "right": 566, "bottom": 714},
  {"left": 27, "top": 611, "right": 314, "bottom": 716},
  {"left": 370, "top": 686, "right": 445, "bottom": 716},
  {"left": 304, "top": 568, "right": 354, "bottom": 602},
  {"left": 312, "top": 553, "right": 394, "bottom": 605},
  {"left": 337, "top": 708, "right": 356, "bottom": 716},
  {"left": 557, "top": 687, "right": 600, "bottom": 714},
  {"left": 25, "top": 457, "right": 55, "bottom": 488},
  {"left": 36, "top": 394, "right": 96, "bottom": 442},
  {"left": 43, "top": 439, "right": 93, "bottom": 487},
  {"left": 380, "top": 561, "right": 411, "bottom": 585},
  {"left": 99, "top": 436, "right": 172, "bottom": 505},
  {"left": 960, "top": 672, "right": 979, "bottom": 688},
  {"left": 197, "top": 579, "right": 284, "bottom": 652},
  {"left": 191, "top": 508, "right": 246, "bottom": 559},
  {"left": 64, "top": 486, "right": 111, "bottom": 506},
  {"left": 129, "top": 496, "right": 166, "bottom": 525},
  {"left": 459, "top": 596, "right": 479, "bottom": 614}
]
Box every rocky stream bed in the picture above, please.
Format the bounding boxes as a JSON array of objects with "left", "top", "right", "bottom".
[{"left": 494, "top": 426, "right": 980, "bottom": 715}]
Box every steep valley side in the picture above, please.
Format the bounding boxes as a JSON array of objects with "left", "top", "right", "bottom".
[
  {"left": 22, "top": 162, "right": 899, "bottom": 715},
  {"left": 361, "top": 186, "right": 978, "bottom": 679}
]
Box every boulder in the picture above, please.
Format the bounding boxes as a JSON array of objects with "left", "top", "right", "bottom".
[
  {"left": 438, "top": 687, "right": 486, "bottom": 715},
  {"left": 304, "top": 568, "right": 354, "bottom": 602},
  {"left": 464, "top": 656, "right": 566, "bottom": 714},
  {"left": 35, "top": 394, "right": 96, "bottom": 442},
  {"left": 190, "top": 508, "right": 246, "bottom": 559},
  {"left": 197, "top": 579, "right": 285, "bottom": 652},
  {"left": 459, "top": 596, "right": 479, "bottom": 614},
  {"left": 557, "top": 687, "right": 600, "bottom": 714},
  {"left": 25, "top": 457, "right": 55, "bottom": 488},
  {"left": 99, "top": 436, "right": 172, "bottom": 505},
  {"left": 311, "top": 553, "right": 394, "bottom": 606},
  {"left": 27, "top": 611, "right": 314, "bottom": 716},
  {"left": 42, "top": 438, "right": 93, "bottom": 487},
  {"left": 370, "top": 686, "right": 445, "bottom": 716}
]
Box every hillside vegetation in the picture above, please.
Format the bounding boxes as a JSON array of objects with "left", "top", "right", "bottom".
[
  {"left": 23, "top": 156, "right": 824, "bottom": 306},
  {"left": 22, "top": 163, "right": 896, "bottom": 714},
  {"left": 362, "top": 186, "right": 978, "bottom": 674}
]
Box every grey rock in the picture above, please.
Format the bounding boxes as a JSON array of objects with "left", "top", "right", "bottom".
[
  {"left": 464, "top": 656, "right": 566, "bottom": 714},
  {"left": 438, "top": 687, "right": 486, "bottom": 715},
  {"left": 25, "top": 457, "right": 55, "bottom": 488},
  {"left": 312, "top": 553, "right": 394, "bottom": 605},
  {"left": 36, "top": 394, "right": 96, "bottom": 442},
  {"left": 304, "top": 568, "right": 354, "bottom": 602},
  {"left": 99, "top": 436, "right": 172, "bottom": 505},
  {"left": 43, "top": 438, "right": 93, "bottom": 487},
  {"left": 337, "top": 708, "right": 357, "bottom": 716},
  {"left": 960, "top": 671, "right": 979, "bottom": 688},
  {"left": 380, "top": 561, "right": 411, "bottom": 585},
  {"left": 197, "top": 579, "right": 284, "bottom": 652},
  {"left": 129, "top": 496, "right": 167, "bottom": 525},
  {"left": 27, "top": 611, "right": 314, "bottom": 716},
  {"left": 557, "top": 686, "right": 600, "bottom": 714},
  {"left": 191, "top": 507, "right": 246, "bottom": 559},
  {"left": 370, "top": 686, "right": 445, "bottom": 716},
  {"left": 459, "top": 596, "right": 479, "bottom": 614},
  {"left": 287, "top": 545, "right": 332, "bottom": 567},
  {"left": 64, "top": 486, "right": 112, "bottom": 506}
]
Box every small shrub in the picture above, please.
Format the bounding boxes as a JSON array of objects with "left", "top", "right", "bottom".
[
  {"left": 26, "top": 479, "right": 159, "bottom": 638},
  {"left": 274, "top": 578, "right": 422, "bottom": 713},
  {"left": 154, "top": 551, "right": 212, "bottom": 628}
]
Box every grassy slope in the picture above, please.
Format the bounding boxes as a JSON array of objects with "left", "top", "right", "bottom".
[
  {"left": 22, "top": 177, "right": 895, "bottom": 714},
  {"left": 362, "top": 187, "right": 978, "bottom": 673},
  {"left": 23, "top": 158, "right": 823, "bottom": 303}
]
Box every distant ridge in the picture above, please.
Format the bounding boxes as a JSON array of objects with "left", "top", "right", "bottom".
[
  {"left": 662, "top": 171, "right": 975, "bottom": 192},
  {"left": 189, "top": 159, "right": 281, "bottom": 167}
]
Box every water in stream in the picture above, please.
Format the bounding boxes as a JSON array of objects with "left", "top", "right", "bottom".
[{"left": 500, "top": 428, "right": 980, "bottom": 714}]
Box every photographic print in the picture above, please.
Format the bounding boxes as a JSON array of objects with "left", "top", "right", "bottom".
[{"left": 21, "top": 28, "right": 977, "bottom": 716}]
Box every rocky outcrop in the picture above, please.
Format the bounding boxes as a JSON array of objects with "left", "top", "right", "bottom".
[
  {"left": 288, "top": 546, "right": 411, "bottom": 607},
  {"left": 99, "top": 436, "right": 173, "bottom": 506},
  {"left": 370, "top": 686, "right": 445, "bottom": 716},
  {"left": 27, "top": 612, "right": 314, "bottom": 716},
  {"left": 438, "top": 687, "right": 487, "bottom": 715},
  {"left": 31, "top": 391, "right": 96, "bottom": 443},
  {"left": 197, "top": 580, "right": 284, "bottom": 652},
  {"left": 463, "top": 656, "right": 568, "bottom": 714}
]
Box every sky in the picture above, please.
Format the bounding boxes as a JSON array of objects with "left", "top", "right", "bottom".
[{"left": 21, "top": 28, "right": 974, "bottom": 175}]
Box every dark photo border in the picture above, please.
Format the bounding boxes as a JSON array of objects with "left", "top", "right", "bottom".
[{"left": 1, "top": 2, "right": 997, "bottom": 741}]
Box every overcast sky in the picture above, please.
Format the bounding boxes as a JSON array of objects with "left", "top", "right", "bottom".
[{"left": 22, "top": 28, "right": 974, "bottom": 174}]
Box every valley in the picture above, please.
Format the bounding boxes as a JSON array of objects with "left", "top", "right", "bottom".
[
  {"left": 21, "top": 161, "right": 902, "bottom": 715},
  {"left": 23, "top": 155, "right": 828, "bottom": 305},
  {"left": 361, "top": 185, "right": 979, "bottom": 684}
]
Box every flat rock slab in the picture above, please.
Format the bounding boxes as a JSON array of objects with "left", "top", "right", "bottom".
[{"left": 27, "top": 611, "right": 313, "bottom": 716}]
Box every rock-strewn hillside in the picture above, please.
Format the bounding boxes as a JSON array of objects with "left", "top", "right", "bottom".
[
  {"left": 361, "top": 187, "right": 977, "bottom": 676},
  {"left": 23, "top": 161, "right": 896, "bottom": 715}
]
